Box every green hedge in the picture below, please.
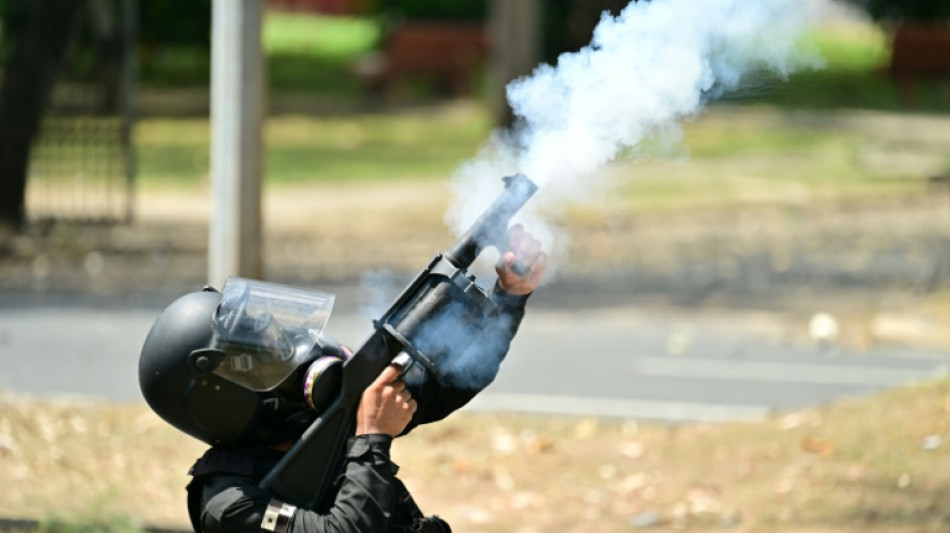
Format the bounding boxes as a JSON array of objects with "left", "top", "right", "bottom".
[{"left": 856, "top": 0, "right": 950, "bottom": 23}]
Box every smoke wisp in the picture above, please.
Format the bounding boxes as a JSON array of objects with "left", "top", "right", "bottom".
[{"left": 446, "top": 0, "right": 823, "bottom": 249}]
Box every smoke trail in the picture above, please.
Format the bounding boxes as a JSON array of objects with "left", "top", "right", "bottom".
[{"left": 446, "top": 0, "right": 823, "bottom": 251}]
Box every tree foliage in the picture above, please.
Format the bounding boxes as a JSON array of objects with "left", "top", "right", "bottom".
[
  {"left": 364, "top": 0, "right": 630, "bottom": 64},
  {"left": 139, "top": 0, "right": 211, "bottom": 48},
  {"left": 367, "top": 0, "right": 487, "bottom": 22},
  {"left": 854, "top": 0, "right": 950, "bottom": 23}
]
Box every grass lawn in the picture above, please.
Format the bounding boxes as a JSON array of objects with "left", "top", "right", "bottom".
[
  {"left": 133, "top": 101, "right": 944, "bottom": 215},
  {"left": 263, "top": 11, "right": 380, "bottom": 95},
  {"left": 135, "top": 102, "right": 495, "bottom": 187}
]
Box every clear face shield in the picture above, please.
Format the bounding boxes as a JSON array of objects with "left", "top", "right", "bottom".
[{"left": 209, "top": 277, "right": 335, "bottom": 392}]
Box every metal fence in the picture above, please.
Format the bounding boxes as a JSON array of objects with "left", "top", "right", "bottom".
[{"left": 23, "top": 0, "right": 137, "bottom": 223}]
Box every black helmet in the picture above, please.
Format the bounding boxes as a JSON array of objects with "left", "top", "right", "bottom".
[{"left": 138, "top": 278, "right": 348, "bottom": 447}]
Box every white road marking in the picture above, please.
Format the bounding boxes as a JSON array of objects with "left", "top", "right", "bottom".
[
  {"left": 466, "top": 393, "right": 771, "bottom": 422},
  {"left": 635, "top": 356, "right": 949, "bottom": 386}
]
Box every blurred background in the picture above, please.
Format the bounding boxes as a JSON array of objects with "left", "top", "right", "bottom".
[
  {"left": 0, "top": 0, "right": 948, "bottom": 315},
  {"left": 1, "top": 0, "right": 950, "bottom": 531}
]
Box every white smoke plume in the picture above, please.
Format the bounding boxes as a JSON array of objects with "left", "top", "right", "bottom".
[
  {"left": 355, "top": 0, "right": 823, "bottom": 389},
  {"left": 446, "top": 0, "right": 823, "bottom": 263}
]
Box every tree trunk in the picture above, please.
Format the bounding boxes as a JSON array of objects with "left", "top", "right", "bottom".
[
  {"left": 0, "top": 0, "right": 84, "bottom": 228},
  {"left": 490, "top": 0, "right": 541, "bottom": 127}
]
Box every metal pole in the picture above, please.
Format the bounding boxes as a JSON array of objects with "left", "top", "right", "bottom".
[
  {"left": 121, "top": 0, "right": 138, "bottom": 223},
  {"left": 489, "top": 0, "right": 541, "bottom": 127},
  {"left": 209, "top": 0, "right": 265, "bottom": 288}
]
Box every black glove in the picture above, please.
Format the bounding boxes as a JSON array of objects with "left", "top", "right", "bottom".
[
  {"left": 391, "top": 477, "right": 452, "bottom": 533},
  {"left": 411, "top": 515, "right": 452, "bottom": 533}
]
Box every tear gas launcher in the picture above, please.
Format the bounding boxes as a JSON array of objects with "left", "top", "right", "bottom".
[{"left": 259, "top": 174, "right": 539, "bottom": 506}]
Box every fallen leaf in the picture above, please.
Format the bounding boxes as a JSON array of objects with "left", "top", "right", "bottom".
[
  {"left": 777, "top": 410, "right": 822, "bottom": 431},
  {"left": 599, "top": 464, "right": 618, "bottom": 480},
  {"left": 452, "top": 457, "right": 472, "bottom": 475},
  {"left": 630, "top": 510, "right": 662, "bottom": 528},
  {"left": 493, "top": 466, "right": 515, "bottom": 491},
  {"left": 776, "top": 478, "right": 795, "bottom": 494},
  {"left": 521, "top": 430, "right": 553, "bottom": 454},
  {"left": 921, "top": 434, "right": 942, "bottom": 451},
  {"left": 574, "top": 418, "right": 599, "bottom": 439},
  {"left": 620, "top": 440, "right": 645, "bottom": 458},
  {"left": 897, "top": 472, "right": 911, "bottom": 489},
  {"left": 801, "top": 436, "right": 834, "bottom": 456},
  {"left": 617, "top": 473, "right": 648, "bottom": 494},
  {"left": 510, "top": 491, "right": 543, "bottom": 510},
  {"left": 491, "top": 431, "right": 519, "bottom": 455}
]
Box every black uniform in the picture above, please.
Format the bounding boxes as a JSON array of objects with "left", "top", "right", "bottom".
[{"left": 187, "top": 288, "right": 530, "bottom": 532}]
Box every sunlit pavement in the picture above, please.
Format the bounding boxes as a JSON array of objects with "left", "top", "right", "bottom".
[{"left": 2, "top": 287, "right": 946, "bottom": 423}]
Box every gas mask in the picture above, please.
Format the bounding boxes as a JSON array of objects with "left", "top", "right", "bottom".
[{"left": 139, "top": 277, "right": 350, "bottom": 446}]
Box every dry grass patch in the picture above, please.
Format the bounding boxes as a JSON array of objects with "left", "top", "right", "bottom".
[
  {"left": 395, "top": 379, "right": 950, "bottom": 533},
  {"left": 2, "top": 378, "right": 950, "bottom": 532}
]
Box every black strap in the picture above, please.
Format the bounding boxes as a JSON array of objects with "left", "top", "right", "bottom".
[{"left": 185, "top": 479, "right": 204, "bottom": 533}]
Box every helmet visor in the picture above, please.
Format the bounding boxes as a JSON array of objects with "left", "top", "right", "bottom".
[{"left": 210, "top": 277, "right": 335, "bottom": 391}]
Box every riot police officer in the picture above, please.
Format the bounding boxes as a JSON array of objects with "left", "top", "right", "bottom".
[{"left": 138, "top": 225, "right": 546, "bottom": 532}]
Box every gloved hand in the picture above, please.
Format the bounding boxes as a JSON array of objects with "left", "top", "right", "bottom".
[
  {"left": 495, "top": 223, "right": 547, "bottom": 296},
  {"left": 411, "top": 515, "right": 452, "bottom": 533}
]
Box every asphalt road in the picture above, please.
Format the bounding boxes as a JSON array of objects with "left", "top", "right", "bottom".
[{"left": 2, "top": 286, "right": 947, "bottom": 423}]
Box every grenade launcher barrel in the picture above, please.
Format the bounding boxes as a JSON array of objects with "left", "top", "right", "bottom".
[{"left": 444, "top": 174, "right": 539, "bottom": 269}]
